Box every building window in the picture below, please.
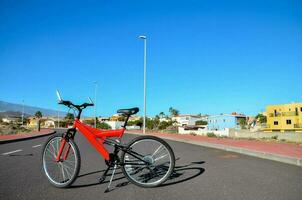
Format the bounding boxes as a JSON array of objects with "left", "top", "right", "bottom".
[
  {"left": 289, "top": 108, "right": 291, "bottom": 111},
  {"left": 286, "top": 120, "right": 291, "bottom": 125},
  {"left": 300, "top": 107, "right": 302, "bottom": 112},
  {"left": 274, "top": 121, "right": 278, "bottom": 125}
]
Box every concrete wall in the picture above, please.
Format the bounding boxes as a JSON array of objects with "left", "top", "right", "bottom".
[
  {"left": 178, "top": 127, "right": 302, "bottom": 142},
  {"left": 229, "top": 129, "right": 302, "bottom": 142},
  {"left": 126, "top": 125, "right": 141, "bottom": 130},
  {"left": 178, "top": 127, "right": 230, "bottom": 137}
]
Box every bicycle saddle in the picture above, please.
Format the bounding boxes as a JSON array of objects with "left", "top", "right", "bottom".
[{"left": 117, "top": 107, "right": 139, "bottom": 115}]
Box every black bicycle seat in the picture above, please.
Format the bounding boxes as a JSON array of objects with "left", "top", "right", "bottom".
[{"left": 117, "top": 107, "right": 139, "bottom": 115}]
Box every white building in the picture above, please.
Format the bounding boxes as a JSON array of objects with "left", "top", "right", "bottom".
[
  {"left": 172, "top": 115, "right": 204, "bottom": 126},
  {"left": 104, "top": 121, "right": 124, "bottom": 130},
  {"left": 43, "top": 119, "right": 55, "bottom": 128}
]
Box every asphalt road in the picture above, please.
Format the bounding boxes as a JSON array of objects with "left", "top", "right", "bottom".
[{"left": 1, "top": 131, "right": 302, "bottom": 200}]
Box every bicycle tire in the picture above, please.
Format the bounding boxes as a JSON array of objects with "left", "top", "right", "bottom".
[
  {"left": 121, "top": 135, "right": 175, "bottom": 188},
  {"left": 42, "top": 133, "right": 81, "bottom": 188}
]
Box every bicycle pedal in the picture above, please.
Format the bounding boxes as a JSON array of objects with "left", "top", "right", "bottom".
[{"left": 99, "top": 177, "right": 105, "bottom": 183}]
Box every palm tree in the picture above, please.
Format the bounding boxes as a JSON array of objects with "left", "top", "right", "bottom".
[
  {"left": 35, "top": 111, "right": 42, "bottom": 131},
  {"left": 169, "top": 107, "right": 179, "bottom": 117},
  {"left": 159, "top": 112, "right": 165, "bottom": 118},
  {"left": 35, "top": 111, "right": 42, "bottom": 118}
]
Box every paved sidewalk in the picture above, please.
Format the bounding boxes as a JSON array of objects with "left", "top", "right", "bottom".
[
  {"left": 127, "top": 130, "right": 302, "bottom": 166},
  {"left": 0, "top": 129, "right": 54, "bottom": 144}
]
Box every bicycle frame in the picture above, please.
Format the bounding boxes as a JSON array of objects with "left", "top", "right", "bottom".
[{"left": 56, "top": 118, "right": 126, "bottom": 161}]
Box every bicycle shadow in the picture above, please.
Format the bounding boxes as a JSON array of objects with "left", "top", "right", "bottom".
[{"left": 70, "top": 159, "right": 205, "bottom": 190}]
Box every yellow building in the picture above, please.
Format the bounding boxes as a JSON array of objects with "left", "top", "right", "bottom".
[
  {"left": 265, "top": 103, "right": 302, "bottom": 132},
  {"left": 27, "top": 117, "right": 39, "bottom": 128}
]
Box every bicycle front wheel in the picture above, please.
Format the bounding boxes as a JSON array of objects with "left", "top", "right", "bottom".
[
  {"left": 42, "top": 134, "right": 81, "bottom": 188},
  {"left": 121, "top": 136, "right": 175, "bottom": 188}
]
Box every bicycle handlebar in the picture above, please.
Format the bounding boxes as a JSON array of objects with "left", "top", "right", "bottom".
[{"left": 58, "top": 100, "right": 94, "bottom": 109}]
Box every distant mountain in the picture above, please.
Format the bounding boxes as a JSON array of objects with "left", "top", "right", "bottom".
[
  {"left": 0, "top": 111, "right": 30, "bottom": 118},
  {"left": 0, "top": 100, "right": 65, "bottom": 117}
]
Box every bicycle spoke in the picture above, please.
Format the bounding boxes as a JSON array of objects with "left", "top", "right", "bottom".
[
  {"left": 56, "top": 139, "right": 60, "bottom": 156},
  {"left": 43, "top": 136, "right": 79, "bottom": 187},
  {"left": 154, "top": 154, "right": 168, "bottom": 162},
  {"left": 46, "top": 148, "right": 57, "bottom": 160},
  {"left": 49, "top": 143, "right": 57, "bottom": 158},
  {"left": 123, "top": 137, "right": 174, "bottom": 187},
  {"left": 152, "top": 145, "right": 163, "bottom": 157},
  {"left": 62, "top": 164, "right": 72, "bottom": 179},
  {"left": 59, "top": 163, "right": 66, "bottom": 182}
]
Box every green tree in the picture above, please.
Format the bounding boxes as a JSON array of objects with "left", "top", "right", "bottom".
[
  {"left": 35, "top": 111, "right": 42, "bottom": 131},
  {"left": 127, "top": 118, "right": 143, "bottom": 127},
  {"left": 169, "top": 107, "right": 179, "bottom": 117},
  {"left": 97, "top": 122, "right": 111, "bottom": 130},
  {"left": 195, "top": 120, "right": 208, "bottom": 125},
  {"left": 158, "top": 120, "right": 173, "bottom": 130},
  {"left": 64, "top": 113, "right": 75, "bottom": 125},
  {"left": 146, "top": 118, "right": 155, "bottom": 130},
  {"left": 239, "top": 118, "right": 247, "bottom": 129},
  {"left": 255, "top": 113, "right": 267, "bottom": 123},
  {"left": 35, "top": 111, "right": 42, "bottom": 118},
  {"left": 159, "top": 112, "right": 165, "bottom": 118}
]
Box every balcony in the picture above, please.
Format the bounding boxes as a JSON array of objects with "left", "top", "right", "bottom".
[
  {"left": 268, "top": 113, "right": 281, "bottom": 117},
  {"left": 282, "top": 111, "right": 298, "bottom": 117},
  {"left": 268, "top": 111, "right": 298, "bottom": 117}
]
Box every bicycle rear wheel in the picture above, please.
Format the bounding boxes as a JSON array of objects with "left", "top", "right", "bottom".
[
  {"left": 121, "top": 136, "right": 175, "bottom": 188},
  {"left": 42, "top": 134, "right": 81, "bottom": 188}
]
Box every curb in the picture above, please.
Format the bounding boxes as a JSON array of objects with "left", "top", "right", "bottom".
[
  {"left": 126, "top": 131, "right": 302, "bottom": 167},
  {"left": 0, "top": 131, "right": 55, "bottom": 144}
]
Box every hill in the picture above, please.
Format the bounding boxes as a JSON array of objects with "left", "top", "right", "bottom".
[{"left": 0, "top": 100, "right": 65, "bottom": 117}]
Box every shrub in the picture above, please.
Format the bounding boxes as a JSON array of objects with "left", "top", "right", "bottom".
[
  {"left": 158, "top": 121, "right": 173, "bottom": 130},
  {"left": 271, "top": 135, "right": 278, "bottom": 140},
  {"left": 97, "top": 122, "right": 111, "bottom": 130},
  {"left": 207, "top": 132, "right": 217, "bottom": 137},
  {"left": 190, "top": 132, "right": 197, "bottom": 136},
  {"left": 195, "top": 120, "right": 208, "bottom": 125}
]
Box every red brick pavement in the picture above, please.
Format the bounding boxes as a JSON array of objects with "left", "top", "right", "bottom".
[
  {"left": 127, "top": 130, "right": 302, "bottom": 159},
  {"left": 0, "top": 129, "right": 53, "bottom": 142}
]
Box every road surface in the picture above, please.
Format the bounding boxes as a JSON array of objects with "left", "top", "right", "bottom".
[{"left": 1, "top": 131, "right": 301, "bottom": 200}]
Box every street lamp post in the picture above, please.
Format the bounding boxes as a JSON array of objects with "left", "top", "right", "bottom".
[
  {"left": 139, "top": 35, "right": 147, "bottom": 134},
  {"left": 21, "top": 100, "right": 24, "bottom": 126},
  {"left": 57, "top": 106, "right": 60, "bottom": 128},
  {"left": 94, "top": 82, "right": 98, "bottom": 128}
]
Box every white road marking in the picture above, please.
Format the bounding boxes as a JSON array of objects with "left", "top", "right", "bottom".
[
  {"left": 2, "top": 149, "right": 23, "bottom": 155},
  {"left": 32, "top": 144, "right": 42, "bottom": 148}
]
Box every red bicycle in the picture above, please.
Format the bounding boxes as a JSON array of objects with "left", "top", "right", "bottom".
[{"left": 42, "top": 91, "right": 175, "bottom": 192}]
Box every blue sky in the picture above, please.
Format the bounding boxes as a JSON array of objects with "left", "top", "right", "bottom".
[{"left": 0, "top": 0, "right": 301, "bottom": 117}]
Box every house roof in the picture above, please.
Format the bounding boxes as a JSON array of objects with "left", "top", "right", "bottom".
[
  {"left": 208, "top": 113, "right": 246, "bottom": 118},
  {"left": 173, "top": 114, "right": 202, "bottom": 118}
]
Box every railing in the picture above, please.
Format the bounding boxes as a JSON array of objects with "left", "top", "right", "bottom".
[
  {"left": 268, "top": 111, "right": 298, "bottom": 117},
  {"left": 282, "top": 111, "right": 298, "bottom": 116},
  {"left": 294, "top": 124, "right": 302, "bottom": 128},
  {"left": 268, "top": 113, "right": 281, "bottom": 117}
]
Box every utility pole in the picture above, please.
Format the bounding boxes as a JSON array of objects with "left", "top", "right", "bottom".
[
  {"left": 139, "top": 35, "right": 147, "bottom": 133},
  {"left": 21, "top": 99, "right": 24, "bottom": 126},
  {"left": 94, "top": 82, "right": 98, "bottom": 128}
]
